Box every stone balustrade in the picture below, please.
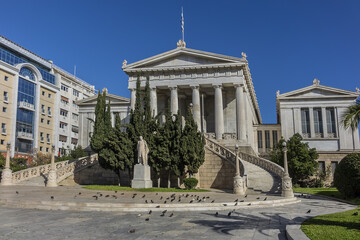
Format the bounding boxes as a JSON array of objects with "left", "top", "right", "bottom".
[
  {"left": 205, "top": 137, "right": 246, "bottom": 177},
  {"left": 238, "top": 151, "right": 285, "bottom": 178},
  {"left": 56, "top": 154, "right": 98, "bottom": 183}
]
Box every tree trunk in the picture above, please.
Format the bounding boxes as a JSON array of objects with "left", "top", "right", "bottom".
[
  {"left": 157, "top": 177, "right": 160, "bottom": 188},
  {"left": 177, "top": 177, "right": 180, "bottom": 188},
  {"left": 167, "top": 171, "right": 171, "bottom": 188},
  {"left": 117, "top": 169, "right": 121, "bottom": 186}
]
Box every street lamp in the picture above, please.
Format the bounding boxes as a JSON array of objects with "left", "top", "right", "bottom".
[
  {"left": 235, "top": 144, "right": 240, "bottom": 176},
  {"left": 281, "top": 141, "right": 294, "bottom": 198},
  {"left": 1, "top": 142, "right": 13, "bottom": 185}
]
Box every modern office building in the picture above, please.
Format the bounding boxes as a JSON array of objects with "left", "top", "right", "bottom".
[{"left": 0, "top": 35, "right": 95, "bottom": 160}]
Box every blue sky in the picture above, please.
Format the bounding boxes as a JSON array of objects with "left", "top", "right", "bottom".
[{"left": 1, "top": 0, "right": 359, "bottom": 123}]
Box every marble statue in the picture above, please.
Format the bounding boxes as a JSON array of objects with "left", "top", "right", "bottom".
[{"left": 137, "top": 136, "right": 149, "bottom": 165}]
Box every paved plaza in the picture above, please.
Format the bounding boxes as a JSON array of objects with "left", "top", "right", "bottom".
[{"left": 0, "top": 186, "right": 356, "bottom": 240}]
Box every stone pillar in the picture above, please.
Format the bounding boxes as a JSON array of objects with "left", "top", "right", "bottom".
[
  {"left": 201, "top": 93, "right": 206, "bottom": 133},
  {"left": 321, "top": 107, "right": 328, "bottom": 138},
  {"left": 130, "top": 88, "right": 136, "bottom": 110},
  {"left": 233, "top": 145, "right": 245, "bottom": 195},
  {"left": 309, "top": 107, "right": 315, "bottom": 138},
  {"left": 1, "top": 142, "right": 12, "bottom": 185},
  {"left": 191, "top": 86, "right": 201, "bottom": 131},
  {"left": 170, "top": 87, "right": 178, "bottom": 115},
  {"left": 281, "top": 142, "right": 294, "bottom": 198},
  {"left": 235, "top": 84, "right": 246, "bottom": 141},
  {"left": 46, "top": 145, "right": 57, "bottom": 187},
  {"left": 150, "top": 87, "right": 157, "bottom": 117},
  {"left": 213, "top": 85, "right": 224, "bottom": 140}
]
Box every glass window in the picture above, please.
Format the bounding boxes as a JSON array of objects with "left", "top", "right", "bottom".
[
  {"left": 42, "top": 91, "right": 45, "bottom": 96},
  {"left": 19, "top": 67, "right": 35, "bottom": 81},
  {"left": 61, "top": 84, "right": 69, "bottom": 92},
  {"left": 331, "top": 161, "right": 338, "bottom": 175},
  {"left": 272, "top": 131, "right": 278, "bottom": 146},
  {"left": 41, "top": 105, "right": 45, "bottom": 114},
  {"left": 257, "top": 131, "right": 263, "bottom": 149},
  {"left": 2, "top": 107, "right": 6, "bottom": 112},
  {"left": 46, "top": 148, "right": 49, "bottom": 152},
  {"left": 40, "top": 146, "right": 43, "bottom": 151},
  {"left": 73, "top": 89, "right": 80, "bottom": 97},
  {"left": 326, "top": 108, "right": 336, "bottom": 135},
  {"left": 301, "top": 108, "right": 310, "bottom": 135},
  {"left": 5, "top": 76, "right": 8, "bottom": 81},
  {"left": 48, "top": 93, "right": 51, "bottom": 98},
  {"left": 72, "top": 101, "right": 78, "bottom": 108},
  {"left": 265, "top": 130, "right": 270, "bottom": 149},
  {"left": 0, "top": 139, "right": 4, "bottom": 145},
  {"left": 41, "top": 118, "right": 44, "bottom": 123},
  {"left": 60, "top": 109, "right": 68, "bottom": 117},
  {"left": 313, "top": 108, "right": 323, "bottom": 135},
  {"left": 48, "top": 107, "right": 51, "bottom": 116},
  {"left": 318, "top": 161, "right": 325, "bottom": 173},
  {"left": 47, "top": 120, "right": 50, "bottom": 125},
  {"left": 3, "top": 91, "right": 8, "bottom": 101}
]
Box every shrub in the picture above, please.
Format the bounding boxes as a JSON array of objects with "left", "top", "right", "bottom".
[
  {"left": 183, "top": 178, "right": 198, "bottom": 189},
  {"left": 334, "top": 153, "right": 360, "bottom": 198}
]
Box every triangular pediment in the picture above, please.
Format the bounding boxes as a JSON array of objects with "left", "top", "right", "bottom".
[
  {"left": 123, "top": 47, "right": 246, "bottom": 71},
  {"left": 278, "top": 84, "right": 359, "bottom": 99},
  {"left": 77, "top": 93, "right": 130, "bottom": 105}
]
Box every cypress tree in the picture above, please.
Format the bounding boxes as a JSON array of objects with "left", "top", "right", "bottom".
[
  {"left": 181, "top": 106, "right": 205, "bottom": 176},
  {"left": 90, "top": 91, "right": 106, "bottom": 153},
  {"left": 143, "top": 77, "right": 151, "bottom": 140}
]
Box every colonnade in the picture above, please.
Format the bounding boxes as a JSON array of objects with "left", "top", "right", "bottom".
[{"left": 130, "top": 84, "right": 248, "bottom": 141}]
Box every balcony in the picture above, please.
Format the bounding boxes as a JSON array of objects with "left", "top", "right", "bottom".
[
  {"left": 60, "top": 115, "right": 68, "bottom": 122},
  {"left": 60, "top": 102, "right": 69, "bottom": 110},
  {"left": 59, "top": 128, "right": 68, "bottom": 135},
  {"left": 71, "top": 132, "right": 78, "bottom": 139},
  {"left": 17, "top": 131, "right": 33, "bottom": 140},
  {"left": 18, "top": 101, "right": 35, "bottom": 111}
]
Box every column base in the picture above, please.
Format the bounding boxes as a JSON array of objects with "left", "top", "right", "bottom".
[
  {"left": 233, "top": 175, "right": 246, "bottom": 195},
  {"left": 1, "top": 168, "right": 13, "bottom": 185},
  {"left": 281, "top": 175, "right": 294, "bottom": 198},
  {"left": 46, "top": 170, "right": 58, "bottom": 187}
]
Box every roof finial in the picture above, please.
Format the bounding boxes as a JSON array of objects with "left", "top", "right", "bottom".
[
  {"left": 313, "top": 78, "right": 320, "bottom": 86},
  {"left": 177, "top": 7, "right": 186, "bottom": 48},
  {"left": 241, "top": 52, "right": 247, "bottom": 59},
  {"left": 102, "top": 88, "right": 108, "bottom": 93},
  {"left": 122, "top": 60, "right": 127, "bottom": 68},
  {"left": 276, "top": 90, "right": 280, "bottom": 97},
  {"left": 356, "top": 87, "right": 359, "bottom": 93}
]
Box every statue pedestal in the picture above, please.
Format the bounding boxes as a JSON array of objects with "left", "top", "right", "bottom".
[{"left": 131, "top": 164, "right": 152, "bottom": 189}]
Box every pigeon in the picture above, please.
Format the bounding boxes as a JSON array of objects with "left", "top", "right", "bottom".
[
  {"left": 223, "top": 204, "right": 227, "bottom": 206},
  {"left": 160, "top": 213, "right": 165, "bottom": 217},
  {"left": 112, "top": 195, "right": 116, "bottom": 198},
  {"left": 307, "top": 210, "right": 311, "bottom": 214},
  {"left": 211, "top": 200, "right": 215, "bottom": 203},
  {"left": 137, "top": 214, "right": 142, "bottom": 217},
  {"left": 105, "top": 195, "right": 109, "bottom": 198},
  {"left": 189, "top": 200, "right": 193, "bottom": 203},
  {"left": 234, "top": 202, "right": 238, "bottom": 206},
  {"left": 164, "top": 201, "right": 167, "bottom": 204},
  {"left": 178, "top": 199, "right": 181, "bottom": 202},
  {"left": 240, "top": 200, "right": 244, "bottom": 202},
  {"left": 149, "top": 210, "right": 152, "bottom": 214},
  {"left": 215, "top": 212, "right": 218, "bottom": 216},
  {"left": 93, "top": 196, "right": 98, "bottom": 200},
  {"left": 156, "top": 193, "right": 158, "bottom": 195},
  {"left": 198, "top": 200, "right": 202, "bottom": 203},
  {"left": 129, "top": 229, "right": 135, "bottom": 233},
  {"left": 352, "top": 212, "right": 358, "bottom": 216},
  {"left": 248, "top": 203, "right": 251, "bottom": 206},
  {"left": 145, "top": 218, "right": 150, "bottom": 221},
  {"left": 264, "top": 197, "right": 267, "bottom": 201},
  {"left": 234, "top": 199, "right": 238, "bottom": 202},
  {"left": 171, "top": 199, "right": 175, "bottom": 202},
  {"left": 145, "top": 200, "right": 148, "bottom": 203},
  {"left": 160, "top": 196, "right": 163, "bottom": 200},
  {"left": 245, "top": 195, "right": 248, "bottom": 198},
  {"left": 99, "top": 194, "right": 103, "bottom": 197},
  {"left": 132, "top": 195, "right": 135, "bottom": 199},
  {"left": 156, "top": 205, "right": 160, "bottom": 208},
  {"left": 151, "top": 200, "right": 154, "bottom": 203},
  {"left": 16, "top": 191, "right": 19, "bottom": 195},
  {"left": 115, "top": 191, "right": 117, "bottom": 193},
  {"left": 228, "top": 212, "right": 232, "bottom": 217},
  {"left": 142, "top": 195, "right": 146, "bottom": 198},
  {"left": 121, "top": 193, "right": 124, "bottom": 195},
  {"left": 162, "top": 210, "right": 167, "bottom": 214},
  {"left": 169, "top": 213, "right": 174, "bottom": 217},
  {"left": 50, "top": 196, "right": 54, "bottom": 200},
  {"left": 256, "top": 197, "right": 260, "bottom": 200},
  {"left": 78, "top": 192, "right": 82, "bottom": 195}
]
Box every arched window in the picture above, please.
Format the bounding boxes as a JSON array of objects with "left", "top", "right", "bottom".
[{"left": 19, "top": 67, "right": 35, "bottom": 81}]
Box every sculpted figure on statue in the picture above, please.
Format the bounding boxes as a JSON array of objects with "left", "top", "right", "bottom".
[{"left": 137, "top": 136, "right": 149, "bottom": 165}]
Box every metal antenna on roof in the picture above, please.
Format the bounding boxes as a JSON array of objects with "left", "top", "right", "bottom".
[
  {"left": 74, "top": 65, "right": 76, "bottom": 80},
  {"left": 181, "top": 7, "right": 184, "bottom": 42}
]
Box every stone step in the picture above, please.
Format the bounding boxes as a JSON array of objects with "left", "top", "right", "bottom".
[{"left": 15, "top": 175, "right": 47, "bottom": 186}]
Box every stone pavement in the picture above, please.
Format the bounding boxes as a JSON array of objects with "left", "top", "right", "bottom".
[{"left": 0, "top": 186, "right": 357, "bottom": 239}]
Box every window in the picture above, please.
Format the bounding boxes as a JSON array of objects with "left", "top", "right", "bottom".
[
  {"left": 272, "top": 131, "right": 278, "bottom": 146},
  {"left": 326, "top": 108, "right": 336, "bottom": 136},
  {"left": 72, "top": 101, "right": 78, "bottom": 108},
  {"left": 301, "top": 108, "right": 310, "bottom": 137},
  {"left": 46, "top": 148, "right": 49, "bottom": 152},
  {"left": 318, "top": 161, "right": 325, "bottom": 173},
  {"left": 60, "top": 109, "right": 68, "bottom": 117},
  {"left": 40, "top": 146, "right": 43, "bottom": 151},
  {"left": 41, "top": 105, "right": 45, "bottom": 114},
  {"left": 2, "top": 107, "right": 6, "bottom": 112},
  {"left": 265, "top": 130, "right": 270, "bottom": 149},
  {"left": 48, "top": 93, "right": 51, "bottom": 98},
  {"left": 48, "top": 107, "right": 52, "bottom": 116},
  {"left": 3, "top": 91, "right": 8, "bottom": 102},
  {"left": 0, "top": 139, "right": 4, "bottom": 145},
  {"left": 41, "top": 118, "right": 44, "bottom": 123},
  {"left": 331, "top": 161, "right": 338, "bottom": 175},
  {"left": 61, "top": 99, "right": 68, "bottom": 105},
  {"left": 60, "top": 122, "right": 67, "bottom": 129},
  {"left": 42, "top": 91, "right": 45, "bottom": 96},
  {"left": 47, "top": 134, "right": 50, "bottom": 143},
  {"left": 1, "top": 123, "right": 6, "bottom": 134},
  {"left": 72, "top": 113, "right": 78, "bottom": 121},
  {"left": 47, "top": 120, "right": 50, "bottom": 125},
  {"left": 61, "top": 84, "right": 69, "bottom": 92},
  {"left": 40, "top": 132, "right": 44, "bottom": 142},
  {"left": 257, "top": 131, "right": 263, "bottom": 149},
  {"left": 5, "top": 76, "right": 8, "bottom": 81},
  {"left": 73, "top": 89, "right": 80, "bottom": 97},
  {"left": 313, "top": 108, "right": 323, "bottom": 136}
]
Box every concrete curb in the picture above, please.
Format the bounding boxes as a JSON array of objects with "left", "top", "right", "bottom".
[
  {"left": 0, "top": 197, "right": 301, "bottom": 212},
  {"left": 286, "top": 224, "right": 310, "bottom": 240},
  {"left": 294, "top": 192, "right": 358, "bottom": 205}
]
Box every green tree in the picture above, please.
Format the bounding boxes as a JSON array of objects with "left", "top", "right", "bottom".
[
  {"left": 334, "top": 153, "right": 360, "bottom": 198},
  {"left": 181, "top": 106, "right": 205, "bottom": 177},
  {"left": 342, "top": 99, "right": 360, "bottom": 150},
  {"left": 90, "top": 91, "right": 106, "bottom": 152},
  {"left": 70, "top": 145, "right": 87, "bottom": 159},
  {"left": 270, "top": 133, "right": 319, "bottom": 184}
]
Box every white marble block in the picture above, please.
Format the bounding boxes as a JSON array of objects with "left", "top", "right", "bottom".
[{"left": 131, "top": 164, "right": 153, "bottom": 188}]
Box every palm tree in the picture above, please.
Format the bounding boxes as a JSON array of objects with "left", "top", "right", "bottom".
[{"left": 342, "top": 99, "right": 360, "bottom": 150}]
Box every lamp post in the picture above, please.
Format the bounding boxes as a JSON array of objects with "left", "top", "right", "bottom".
[
  {"left": 46, "top": 144, "right": 57, "bottom": 187},
  {"left": 233, "top": 144, "right": 245, "bottom": 195},
  {"left": 281, "top": 142, "right": 294, "bottom": 198},
  {"left": 1, "top": 142, "right": 13, "bottom": 185}
]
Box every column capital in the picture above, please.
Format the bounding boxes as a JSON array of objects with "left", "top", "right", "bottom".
[
  {"left": 169, "top": 86, "right": 178, "bottom": 90},
  {"left": 190, "top": 85, "right": 199, "bottom": 90},
  {"left": 234, "top": 83, "right": 244, "bottom": 88},
  {"left": 213, "top": 84, "right": 222, "bottom": 89}
]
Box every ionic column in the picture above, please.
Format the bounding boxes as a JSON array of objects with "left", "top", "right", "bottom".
[
  {"left": 321, "top": 107, "right": 328, "bottom": 138},
  {"left": 309, "top": 107, "right": 315, "bottom": 138},
  {"left": 150, "top": 88, "right": 158, "bottom": 117},
  {"left": 130, "top": 88, "right": 136, "bottom": 110},
  {"left": 191, "top": 86, "right": 201, "bottom": 130},
  {"left": 213, "top": 85, "right": 224, "bottom": 140},
  {"left": 235, "top": 84, "right": 246, "bottom": 141},
  {"left": 170, "top": 86, "right": 178, "bottom": 115}
]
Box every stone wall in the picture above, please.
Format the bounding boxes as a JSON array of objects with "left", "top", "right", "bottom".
[
  {"left": 316, "top": 152, "right": 349, "bottom": 184},
  {"left": 198, "top": 148, "right": 235, "bottom": 189}
]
